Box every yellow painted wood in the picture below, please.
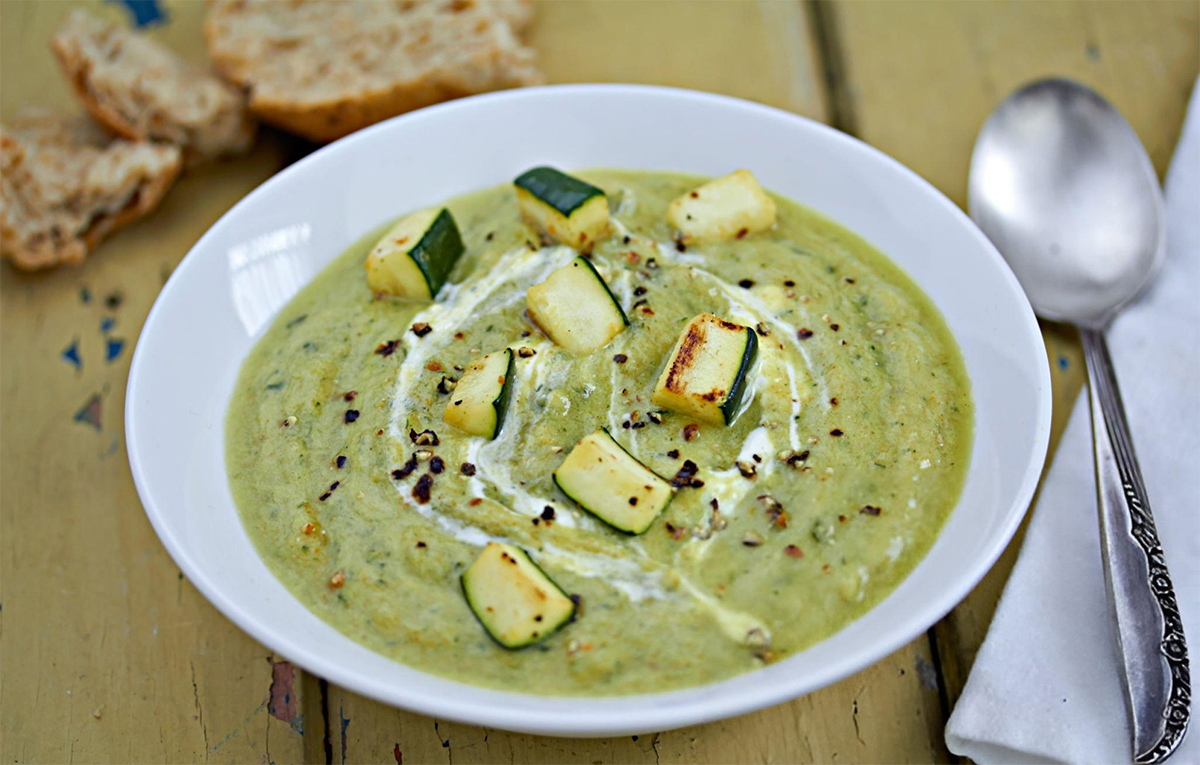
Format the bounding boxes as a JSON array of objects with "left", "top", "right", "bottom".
[
  {"left": 327, "top": 641, "right": 946, "bottom": 764},
  {"left": 0, "top": 2, "right": 300, "bottom": 763},
  {"left": 835, "top": 0, "right": 1199, "bottom": 205},
  {"left": 0, "top": 160, "right": 302, "bottom": 765},
  {"left": 833, "top": 0, "right": 1199, "bottom": 706},
  {"left": 530, "top": 0, "right": 829, "bottom": 119}
]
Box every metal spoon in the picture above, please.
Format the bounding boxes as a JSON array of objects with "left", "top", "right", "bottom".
[{"left": 969, "top": 77, "right": 1190, "bottom": 763}]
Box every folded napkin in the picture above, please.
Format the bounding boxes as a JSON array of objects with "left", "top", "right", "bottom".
[{"left": 945, "top": 78, "right": 1200, "bottom": 764}]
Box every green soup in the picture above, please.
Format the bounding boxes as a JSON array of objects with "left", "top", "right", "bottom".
[{"left": 226, "top": 170, "right": 972, "bottom": 695}]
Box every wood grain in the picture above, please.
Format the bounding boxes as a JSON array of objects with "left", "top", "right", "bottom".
[
  {"left": 530, "top": 0, "right": 829, "bottom": 119},
  {"left": 0, "top": 3, "right": 298, "bottom": 762},
  {"left": 326, "top": 641, "right": 946, "bottom": 764},
  {"left": 0, "top": 157, "right": 301, "bottom": 765},
  {"left": 831, "top": 0, "right": 1199, "bottom": 708}
]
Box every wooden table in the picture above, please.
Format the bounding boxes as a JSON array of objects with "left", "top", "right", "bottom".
[{"left": 2, "top": 1, "right": 1195, "bottom": 762}]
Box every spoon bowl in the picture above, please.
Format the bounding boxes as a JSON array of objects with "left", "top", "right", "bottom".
[{"left": 969, "top": 78, "right": 1165, "bottom": 328}]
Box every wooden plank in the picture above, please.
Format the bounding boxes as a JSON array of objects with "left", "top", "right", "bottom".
[
  {"left": 327, "top": 3, "right": 946, "bottom": 763},
  {"left": 0, "top": 161, "right": 304, "bottom": 765},
  {"left": 531, "top": 0, "right": 829, "bottom": 119},
  {"left": 0, "top": 2, "right": 302, "bottom": 762},
  {"left": 833, "top": 0, "right": 1198, "bottom": 204},
  {"left": 329, "top": 641, "right": 945, "bottom": 764},
  {"left": 832, "top": 0, "right": 1199, "bottom": 707}
]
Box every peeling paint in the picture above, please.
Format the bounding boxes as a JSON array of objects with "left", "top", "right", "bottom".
[
  {"left": 74, "top": 393, "right": 103, "bottom": 431},
  {"left": 340, "top": 707, "right": 350, "bottom": 763},
  {"left": 915, "top": 655, "right": 938, "bottom": 690},
  {"left": 267, "top": 658, "right": 304, "bottom": 734},
  {"left": 105, "top": 0, "right": 167, "bottom": 27},
  {"left": 105, "top": 338, "right": 126, "bottom": 362},
  {"left": 62, "top": 340, "right": 82, "bottom": 369}
]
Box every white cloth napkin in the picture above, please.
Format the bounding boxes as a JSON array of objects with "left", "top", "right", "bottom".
[{"left": 945, "top": 79, "right": 1200, "bottom": 764}]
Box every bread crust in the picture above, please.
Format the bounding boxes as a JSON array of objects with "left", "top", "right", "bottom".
[
  {"left": 52, "top": 10, "right": 255, "bottom": 163},
  {"left": 0, "top": 111, "right": 182, "bottom": 270},
  {"left": 204, "top": 0, "right": 542, "bottom": 142},
  {"left": 55, "top": 50, "right": 137, "bottom": 142}
]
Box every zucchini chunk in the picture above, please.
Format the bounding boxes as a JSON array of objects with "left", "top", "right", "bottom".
[
  {"left": 553, "top": 429, "right": 674, "bottom": 535},
  {"left": 526, "top": 256, "right": 628, "bottom": 354},
  {"left": 666, "top": 170, "right": 776, "bottom": 244},
  {"left": 652, "top": 312, "right": 758, "bottom": 426},
  {"left": 443, "top": 349, "right": 515, "bottom": 438},
  {"left": 365, "top": 207, "right": 464, "bottom": 299},
  {"left": 461, "top": 542, "right": 575, "bottom": 649},
  {"left": 514, "top": 167, "right": 610, "bottom": 252}
]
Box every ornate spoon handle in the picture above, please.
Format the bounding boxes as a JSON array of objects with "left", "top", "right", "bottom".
[{"left": 1081, "top": 327, "right": 1190, "bottom": 763}]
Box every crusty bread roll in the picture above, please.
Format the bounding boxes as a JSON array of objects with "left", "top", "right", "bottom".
[
  {"left": 203, "top": 0, "right": 543, "bottom": 142},
  {"left": 0, "top": 110, "right": 182, "bottom": 270},
  {"left": 52, "top": 9, "right": 256, "bottom": 163}
]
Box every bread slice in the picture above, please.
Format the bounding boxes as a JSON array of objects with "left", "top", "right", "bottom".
[
  {"left": 0, "top": 110, "right": 182, "bottom": 270},
  {"left": 203, "top": 0, "right": 543, "bottom": 142},
  {"left": 52, "top": 9, "right": 255, "bottom": 163}
]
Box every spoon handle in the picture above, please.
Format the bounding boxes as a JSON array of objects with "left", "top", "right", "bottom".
[{"left": 1081, "top": 327, "right": 1190, "bottom": 763}]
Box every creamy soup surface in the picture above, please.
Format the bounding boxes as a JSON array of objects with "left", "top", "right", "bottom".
[{"left": 226, "top": 170, "right": 973, "bottom": 695}]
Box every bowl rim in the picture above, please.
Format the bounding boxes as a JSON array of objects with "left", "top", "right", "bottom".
[{"left": 126, "top": 83, "right": 1053, "bottom": 736}]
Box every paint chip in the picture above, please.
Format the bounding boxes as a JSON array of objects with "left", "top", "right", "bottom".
[
  {"left": 105, "top": 338, "right": 125, "bottom": 362},
  {"left": 267, "top": 658, "right": 304, "bottom": 734},
  {"left": 74, "top": 394, "right": 103, "bottom": 431},
  {"left": 107, "top": 0, "right": 167, "bottom": 27},
  {"left": 62, "top": 340, "right": 81, "bottom": 369},
  {"left": 914, "top": 655, "right": 938, "bottom": 690}
]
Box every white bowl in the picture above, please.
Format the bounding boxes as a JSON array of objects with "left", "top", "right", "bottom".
[{"left": 126, "top": 85, "right": 1051, "bottom": 737}]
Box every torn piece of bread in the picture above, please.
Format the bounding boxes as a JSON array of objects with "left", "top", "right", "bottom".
[
  {"left": 52, "top": 9, "right": 256, "bottom": 162},
  {"left": 488, "top": 0, "right": 535, "bottom": 33},
  {"left": 0, "top": 110, "right": 182, "bottom": 270},
  {"left": 203, "top": 0, "right": 543, "bottom": 143}
]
